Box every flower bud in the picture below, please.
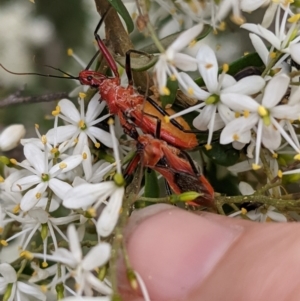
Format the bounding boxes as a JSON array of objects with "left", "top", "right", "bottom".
[{"left": 0, "top": 124, "right": 25, "bottom": 151}]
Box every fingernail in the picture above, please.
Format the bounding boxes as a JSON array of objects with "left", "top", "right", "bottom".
[{"left": 124, "top": 206, "right": 243, "bottom": 300}]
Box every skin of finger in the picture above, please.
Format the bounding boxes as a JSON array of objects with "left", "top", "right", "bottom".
[{"left": 119, "top": 206, "right": 300, "bottom": 301}]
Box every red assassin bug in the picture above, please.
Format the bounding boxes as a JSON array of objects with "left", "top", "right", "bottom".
[
  {"left": 76, "top": 16, "right": 200, "bottom": 150},
  {"left": 125, "top": 133, "right": 214, "bottom": 207}
]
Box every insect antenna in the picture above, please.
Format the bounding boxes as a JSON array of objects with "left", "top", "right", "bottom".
[
  {"left": 0, "top": 64, "right": 78, "bottom": 80},
  {"left": 84, "top": 50, "right": 100, "bottom": 71}
]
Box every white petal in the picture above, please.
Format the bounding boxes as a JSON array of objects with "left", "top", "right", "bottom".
[
  {"left": 193, "top": 105, "right": 213, "bottom": 130},
  {"left": 67, "top": 224, "right": 82, "bottom": 263},
  {"left": 23, "top": 144, "right": 45, "bottom": 174},
  {"left": 241, "top": 0, "right": 269, "bottom": 12},
  {"left": 85, "top": 95, "right": 105, "bottom": 123},
  {"left": 49, "top": 155, "right": 82, "bottom": 175},
  {"left": 20, "top": 182, "right": 48, "bottom": 211},
  {"left": 46, "top": 125, "right": 77, "bottom": 144},
  {"left": 168, "top": 23, "right": 203, "bottom": 52},
  {"left": 272, "top": 104, "right": 300, "bottom": 120},
  {"left": 222, "top": 75, "right": 265, "bottom": 95},
  {"left": 48, "top": 248, "right": 77, "bottom": 268},
  {"left": 218, "top": 103, "right": 235, "bottom": 124},
  {"left": 221, "top": 93, "right": 259, "bottom": 112},
  {"left": 262, "top": 74, "right": 290, "bottom": 108},
  {"left": 173, "top": 53, "right": 198, "bottom": 71},
  {"left": 97, "top": 187, "right": 124, "bottom": 237},
  {"left": 220, "top": 74, "right": 236, "bottom": 89},
  {"left": 288, "top": 86, "right": 300, "bottom": 105},
  {"left": 63, "top": 182, "right": 116, "bottom": 209},
  {"left": 58, "top": 98, "right": 80, "bottom": 122},
  {"left": 227, "top": 159, "right": 254, "bottom": 175},
  {"left": 73, "top": 131, "right": 88, "bottom": 155},
  {"left": 239, "top": 182, "right": 255, "bottom": 195},
  {"left": 0, "top": 263, "right": 17, "bottom": 283},
  {"left": 11, "top": 175, "right": 41, "bottom": 192},
  {"left": 28, "top": 208, "right": 49, "bottom": 224},
  {"left": 267, "top": 210, "right": 287, "bottom": 222},
  {"left": 17, "top": 282, "right": 46, "bottom": 301},
  {"left": 82, "top": 145, "right": 92, "bottom": 181},
  {"left": 82, "top": 243, "right": 111, "bottom": 271},
  {"left": 179, "top": 72, "right": 210, "bottom": 100},
  {"left": 85, "top": 272, "right": 112, "bottom": 295},
  {"left": 86, "top": 127, "right": 113, "bottom": 148},
  {"left": 61, "top": 297, "right": 110, "bottom": 301},
  {"left": 0, "top": 124, "right": 25, "bottom": 152},
  {"left": 290, "top": 43, "right": 300, "bottom": 65},
  {"left": 220, "top": 115, "right": 257, "bottom": 144},
  {"left": 249, "top": 34, "right": 269, "bottom": 65},
  {"left": 261, "top": 2, "right": 278, "bottom": 28},
  {"left": 197, "top": 45, "right": 218, "bottom": 93},
  {"left": 48, "top": 178, "right": 72, "bottom": 200},
  {"left": 261, "top": 124, "right": 281, "bottom": 150}
]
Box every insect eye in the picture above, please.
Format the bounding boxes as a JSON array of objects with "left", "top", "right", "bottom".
[{"left": 87, "top": 75, "right": 93, "bottom": 81}]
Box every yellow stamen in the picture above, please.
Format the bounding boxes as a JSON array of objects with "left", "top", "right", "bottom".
[
  {"left": 243, "top": 110, "right": 250, "bottom": 118},
  {"left": 87, "top": 207, "right": 96, "bottom": 217},
  {"left": 29, "top": 0, "right": 35, "bottom": 3},
  {"left": 74, "top": 137, "right": 79, "bottom": 144},
  {"left": 230, "top": 14, "right": 245, "bottom": 25},
  {"left": 288, "top": 14, "right": 300, "bottom": 23},
  {"left": 35, "top": 192, "right": 42, "bottom": 199},
  {"left": 244, "top": 52, "right": 249, "bottom": 56},
  {"left": 107, "top": 118, "right": 114, "bottom": 125},
  {"left": 164, "top": 116, "right": 170, "bottom": 123},
  {"left": 205, "top": 144, "right": 212, "bottom": 150},
  {"left": 189, "top": 39, "right": 197, "bottom": 48},
  {"left": 0, "top": 227, "right": 3, "bottom": 234},
  {"left": 218, "top": 21, "right": 226, "bottom": 31},
  {"left": 235, "top": 112, "right": 240, "bottom": 118},
  {"left": 42, "top": 261, "right": 48, "bottom": 268},
  {"left": 40, "top": 285, "right": 47, "bottom": 293},
  {"left": 59, "top": 162, "right": 67, "bottom": 169},
  {"left": 277, "top": 170, "right": 283, "bottom": 178},
  {"left": 51, "top": 147, "right": 58, "bottom": 154},
  {"left": 35, "top": 124, "right": 39, "bottom": 129},
  {"left": 258, "top": 105, "right": 268, "bottom": 117},
  {"left": 13, "top": 204, "right": 20, "bottom": 214},
  {"left": 67, "top": 48, "right": 73, "bottom": 56},
  {"left": 95, "top": 142, "right": 100, "bottom": 148},
  {"left": 241, "top": 208, "right": 248, "bottom": 215},
  {"left": 0, "top": 176, "right": 4, "bottom": 183},
  {"left": 41, "top": 135, "right": 47, "bottom": 145},
  {"left": 222, "top": 63, "right": 229, "bottom": 73},
  {"left": 10, "top": 158, "right": 17, "bottom": 165},
  {"left": 170, "top": 74, "right": 177, "bottom": 81},
  {"left": 252, "top": 163, "right": 261, "bottom": 170},
  {"left": 79, "top": 92, "right": 86, "bottom": 99},
  {"left": 82, "top": 152, "right": 87, "bottom": 160},
  {"left": 52, "top": 105, "right": 61, "bottom": 116},
  {"left": 294, "top": 153, "right": 300, "bottom": 161},
  {"left": 20, "top": 250, "right": 34, "bottom": 260},
  {"left": 272, "top": 153, "right": 278, "bottom": 159},
  {"left": 269, "top": 52, "right": 276, "bottom": 59},
  {"left": 187, "top": 87, "right": 194, "bottom": 95},
  {"left": 162, "top": 86, "right": 170, "bottom": 95},
  {"left": 78, "top": 120, "right": 85, "bottom": 129},
  {"left": 205, "top": 63, "right": 213, "bottom": 69},
  {"left": 233, "top": 134, "right": 239, "bottom": 141},
  {"left": 1, "top": 240, "right": 8, "bottom": 246}
]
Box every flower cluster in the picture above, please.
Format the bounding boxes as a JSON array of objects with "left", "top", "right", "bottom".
[{"left": 2, "top": 0, "right": 300, "bottom": 300}]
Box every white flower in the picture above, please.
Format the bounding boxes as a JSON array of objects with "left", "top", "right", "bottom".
[
  {"left": 220, "top": 74, "right": 300, "bottom": 169},
  {"left": 240, "top": 0, "right": 291, "bottom": 28},
  {"left": 0, "top": 263, "right": 46, "bottom": 301},
  {"left": 167, "top": 44, "right": 265, "bottom": 148},
  {"left": 33, "top": 224, "right": 112, "bottom": 297},
  {"left": 0, "top": 124, "right": 25, "bottom": 151},
  {"left": 247, "top": 205, "right": 287, "bottom": 222},
  {"left": 46, "top": 94, "right": 113, "bottom": 154},
  {"left": 154, "top": 23, "right": 203, "bottom": 95},
  {"left": 241, "top": 6, "right": 300, "bottom": 68},
  {"left": 11, "top": 142, "right": 82, "bottom": 211}
]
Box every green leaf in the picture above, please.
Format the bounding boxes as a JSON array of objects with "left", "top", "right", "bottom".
[
  {"left": 144, "top": 169, "right": 160, "bottom": 198},
  {"left": 202, "top": 143, "right": 240, "bottom": 166},
  {"left": 160, "top": 77, "right": 178, "bottom": 109},
  {"left": 107, "top": 0, "right": 134, "bottom": 33}
]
